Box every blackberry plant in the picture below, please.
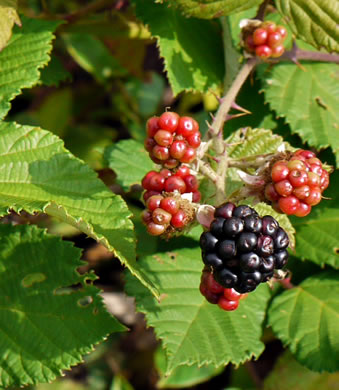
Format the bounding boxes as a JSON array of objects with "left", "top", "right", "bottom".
[{"left": 0, "top": 0, "right": 338, "bottom": 389}]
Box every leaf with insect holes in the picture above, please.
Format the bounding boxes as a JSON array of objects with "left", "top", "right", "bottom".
[
  {"left": 0, "top": 120, "right": 158, "bottom": 297},
  {"left": 133, "top": 0, "right": 224, "bottom": 95},
  {"left": 269, "top": 271, "right": 339, "bottom": 372},
  {"left": 258, "top": 61, "right": 339, "bottom": 166},
  {"left": 276, "top": 0, "right": 339, "bottom": 53},
  {"left": 0, "top": 224, "right": 124, "bottom": 388},
  {"left": 125, "top": 245, "right": 271, "bottom": 375},
  {"left": 0, "top": 15, "right": 60, "bottom": 119},
  {"left": 105, "top": 140, "right": 155, "bottom": 192},
  {"left": 165, "top": 0, "right": 262, "bottom": 19}
]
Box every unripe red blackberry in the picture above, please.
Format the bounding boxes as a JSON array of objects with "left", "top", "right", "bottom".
[
  {"left": 142, "top": 192, "right": 196, "bottom": 237},
  {"left": 141, "top": 168, "right": 201, "bottom": 202},
  {"left": 264, "top": 149, "right": 331, "bottom": 216},
  {"left": 199, "top": 203, "right": 290, "bottom": 293},
  {"left": 199, "top": 268, "right": 247, "bottom": 311},
  {"left": 144, "top": 112, "right": 201, "bottom": 167},
  {"left": 242, "top": 21, "right": 288, "bottom": 59}
]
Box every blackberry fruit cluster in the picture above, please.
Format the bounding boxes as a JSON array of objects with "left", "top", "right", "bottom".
[
  {"left": 142, "top": 166, "right": 201, "bottom": 203},
  {"left": 142, "top": 111, "right": 202, "bottom": 236},
  {"left": 199, "top": 202, "right": 289, "bottom": 293},
  {"left": 243, "top": 21, "right": 287, "bottom": 59},
  {"left": 200, "top": 267, "right": 248, "bottom": 311},
  {"left": 145, "top": 112, "right": 201, "bottom": 168},
  {"left": 141, "top": 193, "right": 192, "bottom": 236},
  {"left": 265, "top": 149, "right": 330, "bottom": 217}
]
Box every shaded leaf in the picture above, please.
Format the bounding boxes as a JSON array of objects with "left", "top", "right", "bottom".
[
  {"left": 0, "top": 15, "right": 59, "bottom": 119},
  {"left": 0, "top": 121, "right": 158, "bottom": 297},
  {"left": 276, "top": 0, "right": 339, "bottom": 52},
  {"left": 63, "top": 33, "right": 127, "bottom": 83},
  {"left": 39, "top": 55, "right": 72, "bottom": 86},
  {"left": 268, "top": 271, "right": 339, "bottom": 372},
  {"left": 105, "top": 139, "right": 154, "bottom": 192},
  {"left": 165, "top": 0, "right": 262, "bottom": 19},
  {"left": 0, "top": 224, "right": 124, "bottom": 388},
  {"left": 125, "top": 246, "right": 271, "bottom": 374},
  {"left": 264, "top": 350, "right": 339, "bottom": 390},
  {"left": 133, "top": 0, "right": 224, "bottom": 95},
  {"left": 126, "top": 73, "right": 165, "bottom": 118}
]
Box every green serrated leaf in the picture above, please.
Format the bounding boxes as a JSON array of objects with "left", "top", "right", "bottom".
[
  {"left": 0, "top": 15, "right": 60, "bottom": 120},
  {"left": 133, "top": 0, "right": 224, "bottom": 95},
  {"left": 264, "top": 350, "right": 339, "bottom": 390},
  {"left": 268, "top": 271, "right": 339, "bottom": 373},
  {"left": 63, "top": 33, "right": 127, "bottom": 83},
  {"left": 105, "top": 139, "right": 154, "bottom": 192},
  {"left": 224, "top": 127, "right": 290, "bottom": 196},
  {"left": 125, "top": 246, "right": 271, "bottom": 374},
  {"left": 226, "top": 127, "right": 287, "bottom": 159},
  {"left": 165, "top": 0, "right": 262, "bottom": 19},
  {"left": 253, "top": 203, "right": 296, "bottom": 250},
  {"left": 0, "top": 224, "right": 124, "bottom": 388},
  {"left": 276, "top": 0, "right": 339, "bottom": 53},
  {"left": 0, "top": 121, "right": 158, "bottom": 297},
  {"left": 0, "top": 0, "right": 21, "bottom": 51},
  {"left": 291, "top": 209, "right": 339, "bottom": 269},
  {"left": 258, "top": 62, "right": 339, "bottom": 165}
]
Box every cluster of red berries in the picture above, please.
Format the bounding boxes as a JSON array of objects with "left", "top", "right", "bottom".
[
  {"left": 145, "top": 112, "right": 201, "bottom": 168},
  {"left": 142, "top": 112, "right": 202, "bottom": 236},
  {"left": 200, "top": 268, "right": 247, "bottom": 311},
  {"left": 264, "top": 149, "right": 330, "bottom": 217},
  {"left": 142, "top": 166, "right": 201, "bottom": 203},
  {"left": 244, "top": 21, "right": 287, "bottom": 59},
  {"left": 141, "top": 193, "right": 190, "bottom": 236}
]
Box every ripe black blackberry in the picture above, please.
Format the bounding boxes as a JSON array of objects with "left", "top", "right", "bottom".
[{"left": 199, "top": 202, "right": 290, "bottom": 293}]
